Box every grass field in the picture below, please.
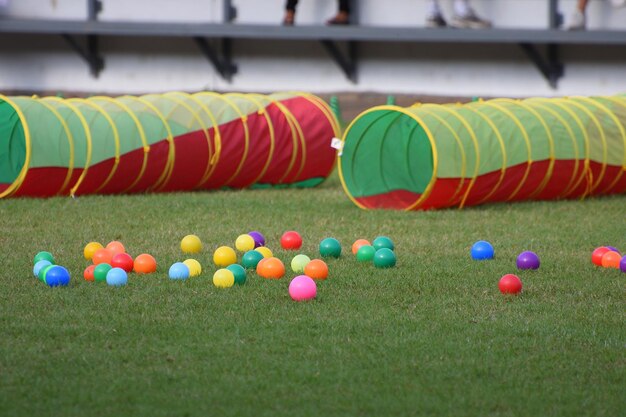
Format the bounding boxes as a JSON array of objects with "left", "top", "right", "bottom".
[{"left": 0, "top": 172, "right": 624, "bottom": 417}]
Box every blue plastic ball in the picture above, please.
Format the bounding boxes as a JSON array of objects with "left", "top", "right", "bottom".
[
  {"left": 169, "top": 262, "right": 190, "bottom": 280},
  {"left": 33, "top": 260, "right": 52, "bottom": 278},
  {"left": 45, "top": 265, "right": 70, "bottom": 287},
  {"left": 106, "top": 267, "right": 128, "bottom": 287},
  {"left": 471, "top": 240, "right": 495, "bottom": 260}
]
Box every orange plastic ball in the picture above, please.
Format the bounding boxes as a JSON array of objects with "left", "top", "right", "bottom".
[
  {"left": 83, "top": 264, "right": 96, "bottom": 281},
  {"left": 106, "top": 241, "right": 126, "bottom": 256},
  {"left": 92, "top": 248, "right": 114, "bottom": 265},
  {"left": 351, "top": 239, "right": 371, "bottom": 255},
  {"left": 601, "top": 250, "right": 621, "bottom": 268},
  {"left": 591, "top": 246, "right": 610, "bottom": 266},
  {"left": 134, "top": 253, "right": 157, "bottom": 274},
  {"left": 304, "top": 259, "right": 329, "bottom": 280},
  {"left": 257, "top": 257, "right": 285, "bottom": 279}
]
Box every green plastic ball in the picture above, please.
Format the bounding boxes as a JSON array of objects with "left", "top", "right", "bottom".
[
  {"left": 356, "top": 245, "right": 376, "bottom": 262},
  {"left": 38, "top": 264, "right": 55, "bottom": 282},
  {"left": 373, "top": 248, "right": 396, "bottom": 268},
  {"left": 242, "top": 250, "right": 264, "bottom": 269},
  {"left": 319, "top": 238, "right": 342, "bottom": 258},
  {"left": 94, "top": 263, "right": 112, "bottom": 282},
  {"left": 372, "top": 236, "right": 394, "bottom": 251},
  {"left": 226, "top": 264, "right": 247, "bottom": 285},
  {"left": 291, "top": 254, "right": 311, "bottom": 273},
  {"left": 34, "top": 251, "right": 55, "bottom": 265}
]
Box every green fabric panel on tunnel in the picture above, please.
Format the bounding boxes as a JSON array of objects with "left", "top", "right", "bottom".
[
  {"left": 87, "top": 98, "right": 145, "bottom": 158},
  {"left": 467, "top": 102, "right": 530, "bottom": 169},
  {"left": 11, "top": 97, "right": 72, "bottom": 170},
  {"left": 192, "top": 93, "right": 249, "bottom": 125},
  {"left": 141, "top": 95, "right": 208, "bottom": 137},
  {"left": 557, "top": 100, "right": 606, "bottom": 166},
  {"left": 584, "top": 97, "right": 626, "bottom": 167},
  {"left": 43, "top": 100, "right": 89, "bottom": 168},
  {"left": 525, "top": 99, "right": 580, "bottom": 162},
  {"left": 0, "top": 100, "right": 26, "bottom": 184},
  {"left": 342, "top": 109, "right": 433, "bottom": 197},
  {"left": 117, "top": 97, "right": 172, "bottom": 146}
]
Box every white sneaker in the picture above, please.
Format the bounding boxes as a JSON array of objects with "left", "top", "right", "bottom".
[
  {"left": 567, "top": 10, "right": 586, "bottom": 30},
  {"left": 449, "top": 10, "right": 492, "bottom": 29},
  {"left": 610, "top": 0, "right": 625, "bottom": 8}
]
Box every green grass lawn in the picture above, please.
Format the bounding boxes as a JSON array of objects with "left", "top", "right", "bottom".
[{"left": 0, "top": 172, "right": 624, "bottom": 417}]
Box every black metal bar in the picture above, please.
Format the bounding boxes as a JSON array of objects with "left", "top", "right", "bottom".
[
  {"left": 87, "top": 0, "right": 102, "bottom": 21},
  {"left": 193, "top": 37, "right": 236, "bottom": 82},
  {"left": 320, "top": 40, "right": 357, "bottom": 83},
  {"left": 519, "top": 43, "right": 562, "bottom": 89},
  {"left": 61, "top": 33, "right": 104, "bottom": 77},
  {"left": 548, "top": 0, "right": 562, "bottom": 29},
  {"left": 223, "top": 0, "right": 236, "bottom": 22}
]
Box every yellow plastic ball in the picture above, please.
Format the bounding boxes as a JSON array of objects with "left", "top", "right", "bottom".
[
  {"left": 84, "top": 242, "right": 104, "bottom": 260},
  {"left": 213, "top": 268, "right": 235, "bottom": 288},
  {"left": 213, "top": 246, "right": 237, "bottom": 267},
  {"left": 255, "top": 246, "right": 273, "bottom": 258},
  {"left": 183, "top": 259, "right": 202, "bottom": 277},
  {"left": 235, "top": 234, "right": 255, "bottom": 252},
  {"left": 181, "top": 234, "right": 202, "bottom": 254}
]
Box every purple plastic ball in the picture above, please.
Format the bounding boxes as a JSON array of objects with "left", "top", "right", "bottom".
[
  {"left": 620, "top": 255, "right": 626, "bottom": 273},
  {"left": 606, "top": 246, "right": 620, "bottom": 254},
  {"left": 248, "top": 231, "right": 265, "bottom": 248},
  {"left": 516, "top": 251, "right": 540, "bottom": 270}
]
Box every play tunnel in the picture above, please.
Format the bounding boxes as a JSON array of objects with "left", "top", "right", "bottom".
[
  {"left": 338, "top": 95, "right": 626, "bottom": 210},
  {"left": 0, "top": 92, "right": 339, "bottom": 198}
]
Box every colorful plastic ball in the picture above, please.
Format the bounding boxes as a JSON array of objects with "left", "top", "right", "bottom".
[
  {"left": 83, "top": 242, "right": 103, "bottom": 260},
  {"left": 242, "top": 250, "right": 264, "bottom": 269},
  {"left": 471, "top": 240, "right": 495, "bottom": 260},
  {"left": 33, "top": 251, "right": 54, "bottom": 265},
  {"left": 180, "top": 234, "right": 202, "bottom": 254},
  {"left": 235, "top": 234, "right": 256, "bottom": 252},
  {"left": 106, "top": 267, "right": 128, "bottom": 287},
  {"left": 289, "top": 275, "right": 317, "bottom": 301},
  {"left": 248, "top": 231, "right": 265, "bottom": 248},
  {"left": 372, "top": 236, "right": 395, "bottom": 251},
  {"left": 33, "top": 260, "right": 52, "bottom": 277},
  {"left": 516, "top": 251, "right": 540, "bottom": 270},
  {"left": 499, "top": 274, "right": 522, "bottom": 295},
  {"left": 356, "top": 245, "right": 376, "bottom": 262},
  {"left": 290, "top": 254, "right": 311, "bottom": 273},
  {"left": 169, "top": 262, "right": 190, "bottom": 280},
  {"left": 591, "top": 246, "right": 611, "bottom": 266},
  {"left": 134, "top": 254, "right": 157, "bottom": 274},
  {"left": 213, "top": 268, "right": 235, "bottom": 288},
  {"left": 84, "top": 264, "right": 96, "bottom": 281},
  {"left": 281, "top": 231, "right": 303, "bottom": 250},
  {"left": 213, "top": 246, "right": 237, "bottom": 267},
  {"left": 183, "top": 259, "right": 202, "bottom": 277},
  {"left": 38, "top": 264, "right": 54, "bottom": 282},
  {"left": 45, "top": 265, "right": 70, "bottom": 287},
  {"left": 374, "top": 248, "right": 397, "bottom": 268},
  {"left": 255, "top": 246, "right": 273, "bottom": 258},
  {"left": 304, "top": 259, "right": 329, "bottom": 280},
  {"left": 92, "top": 248, "right": 114, "bottom": 265},
  {"left": 352, "top": 239, "right": 371, "bottom": 255},
  {"left": 606, "top": 246, "right": 620, "bottom": 254},
  {"left": 319, "top": 238, "right": 342, "bottom": 258},
  {"left": 620, "top": 255, "right": 626, "bottom": 273},
  {"left": 257, "top": 257, "right": 285, "bottom": 279},
  {"left": 106, "top": 241, "right": 126, "bottom": 256},
  {"left": 94, "top": 263, "right": 112, "bottom": 282},
  {"left": 111, "top": 252, "right": 134, "bottom": 273},
  {"left": 226, "top": 264, "right": 247, "bottom": 285},
  {"left": 601, "top": 251, "right": 621, "bottom": 269}
]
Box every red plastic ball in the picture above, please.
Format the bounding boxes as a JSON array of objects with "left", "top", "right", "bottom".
[
  {"left": 498, "top": 274, "right": 522, "bottom": 295},
  {"left": 111, "top": 252, "right": 135, "bottom": 272},
  {"left": 280, "top": 231, "right": 303, "bottom": 250},
  {"left": 591, "top": 246, "right": 610, "bottom": 266}
]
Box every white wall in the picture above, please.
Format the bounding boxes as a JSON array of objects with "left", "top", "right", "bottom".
[{"left": 0, "top": 0, "right": 625, "bottom": 97}]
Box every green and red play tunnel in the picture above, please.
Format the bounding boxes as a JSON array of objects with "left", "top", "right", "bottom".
[
  {"left": 0, "top": 91, "right": 339, "bottom": 198},
  {"left": 338, "top": 95, "right": 626, "bottom": 210}
]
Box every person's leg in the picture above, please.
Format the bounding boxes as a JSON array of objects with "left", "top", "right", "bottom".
[
  {"left": 567, "top": 0, "right": 588, "bottom": 30},
  {"left": 327, "top": 0, "right": 350, "bottom": 25},
  {"left": 425, "top": 0, "right": 447, "bottom": 28},
  {"left": 283, "top": 0, "right": 298, "bottom": 25},
  {"left": 449, "top": 0, "right": 491, "bottom": 29}
]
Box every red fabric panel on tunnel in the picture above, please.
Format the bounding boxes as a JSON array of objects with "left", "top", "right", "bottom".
[{"left": 257, "top": 102, "right": 298, "bottom": 185}]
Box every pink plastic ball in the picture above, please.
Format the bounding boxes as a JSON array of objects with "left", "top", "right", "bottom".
[{"left": 288, "top": 275, "right": 317, "bottom": 301}]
